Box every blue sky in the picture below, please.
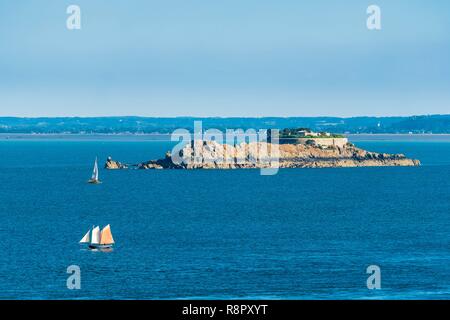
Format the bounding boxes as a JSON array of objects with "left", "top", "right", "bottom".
[{"left": 0, "top": 0, "right": 449, "bottom": 117}]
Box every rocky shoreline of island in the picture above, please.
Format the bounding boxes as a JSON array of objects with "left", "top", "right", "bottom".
[{"left": 104, "top": 139, "right": 420, "bottom": 170}]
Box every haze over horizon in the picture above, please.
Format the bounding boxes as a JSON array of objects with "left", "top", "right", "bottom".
[
  {"left": 1, "top": 1, "right": 449, "bottom": 117},
  {"left": 1, "top": 114, "right": 450, "bottom": 119}
]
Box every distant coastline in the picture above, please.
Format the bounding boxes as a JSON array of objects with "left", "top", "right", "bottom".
[{"left": 1, "top": 115, "right": 450, "bottom": 134}]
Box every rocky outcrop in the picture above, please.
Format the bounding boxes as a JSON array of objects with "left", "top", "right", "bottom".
[
  {"left": 137, "top": 151, "right": 183, "bottom": 169},
  {"left": 105, "top": 141, "right": 420, "bottom": 170}
]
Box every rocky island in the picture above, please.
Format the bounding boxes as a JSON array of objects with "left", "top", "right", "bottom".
[{"left": 105, "top": 129, "right": 420, "bottom": 170}]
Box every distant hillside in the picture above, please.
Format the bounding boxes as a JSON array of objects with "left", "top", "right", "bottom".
[{"left": 0, "top": 115, "right": 450, "bottom": 134}]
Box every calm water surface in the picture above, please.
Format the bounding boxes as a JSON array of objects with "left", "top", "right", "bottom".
[{"left": 0, "top": 136, "right": 449, "bottom": 299}]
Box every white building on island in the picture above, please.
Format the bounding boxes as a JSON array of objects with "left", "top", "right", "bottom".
[{"left": 280, "top": 129, "right": 348, "bottom": 148}]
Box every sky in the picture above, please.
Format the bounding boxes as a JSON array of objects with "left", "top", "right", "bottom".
[{"left": 0, "top": 0, "right": 449, "bottom": 117}]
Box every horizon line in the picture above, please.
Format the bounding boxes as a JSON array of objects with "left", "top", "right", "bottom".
[{"left": 1, "top": 114, "right": 449, "bottom": 119}]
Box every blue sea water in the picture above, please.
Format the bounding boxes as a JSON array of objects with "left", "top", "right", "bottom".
[{"left": 0, "top": 136, "right": 449, "bottom": 299}]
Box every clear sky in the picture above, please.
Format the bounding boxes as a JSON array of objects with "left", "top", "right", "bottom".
[{"left": 0, "top": 0, "right": 449, "bottom": 117}]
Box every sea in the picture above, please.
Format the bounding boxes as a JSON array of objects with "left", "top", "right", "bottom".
[{"left": 0, "top": 134, "right": 449, "bottom": 299}]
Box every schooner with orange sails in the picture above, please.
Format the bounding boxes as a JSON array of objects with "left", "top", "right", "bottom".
[{"left": 80, "top": 225, "right": 115, "bottom": 249}]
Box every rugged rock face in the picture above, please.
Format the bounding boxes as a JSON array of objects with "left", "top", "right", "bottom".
[
  {"left": 104, "top": 157, "right": 128, "bottom": 169},
  {"left": 105, "top": 141, "right": 420, "bottom": 170},
  {"left": 275, "top": 142, "right": 420, "bottom": 168}
]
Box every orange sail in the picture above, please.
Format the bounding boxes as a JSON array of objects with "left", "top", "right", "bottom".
[{"left": 100, "top": 224, "right": 115, "bottom": 245}]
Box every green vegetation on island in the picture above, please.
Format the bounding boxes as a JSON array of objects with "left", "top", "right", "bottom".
[{"left": 279, "top": 128, "right": 345, "bottom": 139}]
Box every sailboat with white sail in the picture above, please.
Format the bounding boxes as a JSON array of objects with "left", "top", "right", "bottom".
[
  {"left": 88, "top": 157, "right": 101, "bottom": 184},
  {"left": 79, "top": 225, "right": 115, "bottom": 250}
]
